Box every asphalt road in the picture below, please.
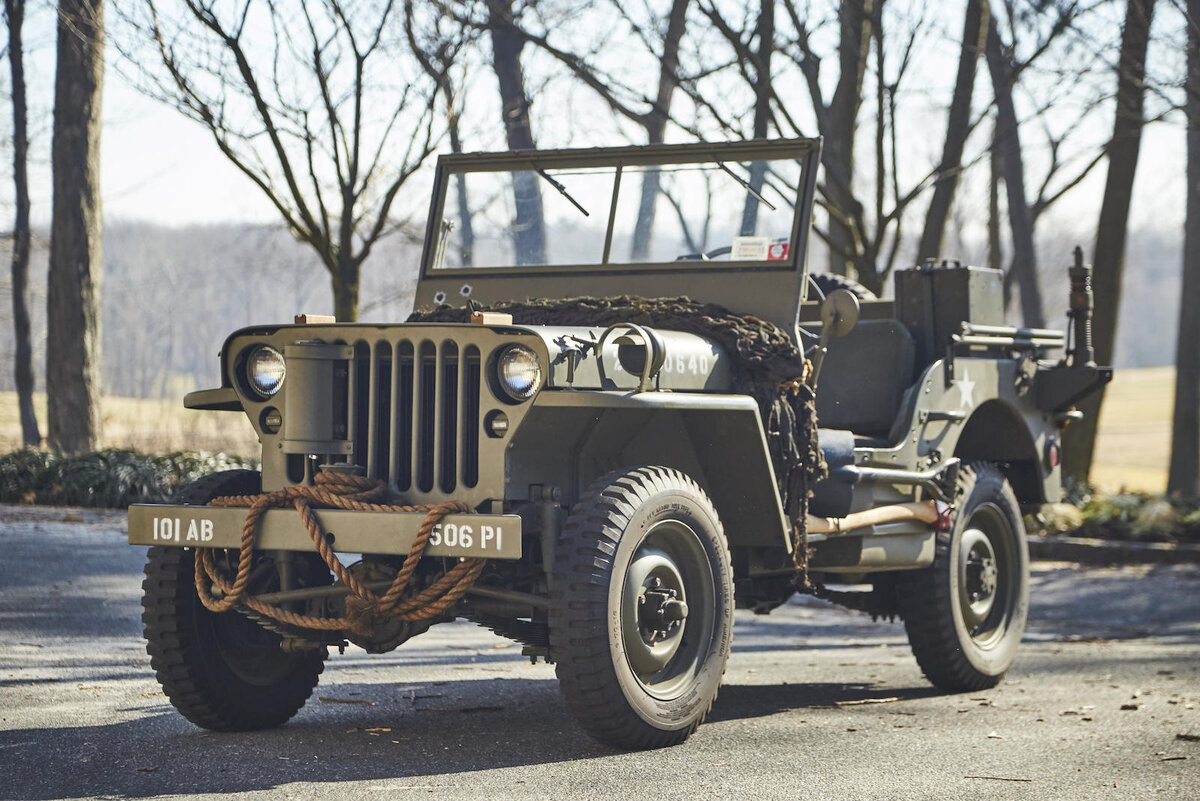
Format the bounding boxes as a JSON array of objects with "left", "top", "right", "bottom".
[{"left": 1, "top": 504, "right": 1198, "bottom": 801}]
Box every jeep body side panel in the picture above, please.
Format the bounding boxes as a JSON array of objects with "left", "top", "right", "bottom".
[{"left": 856, "top": 356, "right": 1055, "bottom": 505}]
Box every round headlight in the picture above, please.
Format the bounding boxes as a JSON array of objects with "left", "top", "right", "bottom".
[
  {"left": 246, "top": 346, "right": 286, "bottom": 397},
  {"left": 497, "top": 344, "right": 541, "bottom": 402}
]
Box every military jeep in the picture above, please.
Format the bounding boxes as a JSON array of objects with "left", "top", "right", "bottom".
[{"left": 129, "top": 138, "right": 1110, "bottom": 749}]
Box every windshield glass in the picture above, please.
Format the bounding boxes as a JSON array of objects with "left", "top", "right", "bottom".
[{"left": 432, "top": 156, "right": 805, "bottom": 271}]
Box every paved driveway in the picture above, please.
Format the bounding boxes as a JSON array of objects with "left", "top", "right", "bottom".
[{"left": 1, "top": 505, "right": 1197, "bottom": 800}]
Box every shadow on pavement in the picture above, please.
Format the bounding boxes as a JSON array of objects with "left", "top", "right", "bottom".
[{"left": 0, "top": 674, "right": 945, "bottom": 800}]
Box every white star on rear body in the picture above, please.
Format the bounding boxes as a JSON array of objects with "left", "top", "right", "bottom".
[{"left": 953, "top": 369, "right": 976, "bottom": 410}]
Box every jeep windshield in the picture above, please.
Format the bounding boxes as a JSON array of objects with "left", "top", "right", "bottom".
[{"left": 423, "top": 139, "right": 819, "bottom": 274}]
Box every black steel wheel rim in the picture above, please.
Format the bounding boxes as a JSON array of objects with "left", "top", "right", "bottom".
[
  {"left": 620, "top": 519, "right": 716, "bottom": 699},
  {"left": 956, "top": 503, "right": 1017, "bottom": 649}
]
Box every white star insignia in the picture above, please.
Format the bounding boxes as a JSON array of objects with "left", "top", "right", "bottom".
[{"left": 953, "top": 369, "right": 976, "bottom": 410}]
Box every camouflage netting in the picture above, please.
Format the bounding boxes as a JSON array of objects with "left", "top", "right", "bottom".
[{"left": 408, "top": 296, "right": 827, "bottom": 553}]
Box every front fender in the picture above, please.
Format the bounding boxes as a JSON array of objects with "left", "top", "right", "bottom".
[{"left": 509, "top": 391, "right": 790, "bottom": 550}]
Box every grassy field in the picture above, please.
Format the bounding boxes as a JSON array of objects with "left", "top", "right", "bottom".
[
  {"left": 1089, "top": 366, "right": 1174, "bottom": 493},
  {"left": 0, "top": 366, "right": 1178, "bottom": 493}
]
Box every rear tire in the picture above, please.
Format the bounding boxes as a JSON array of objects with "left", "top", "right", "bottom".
[
  {"left": 899, "top": 462, "right": 1029, "bottom": 691},
  {"left": 142, "top": 470, "right": 329, "bottom": 731},
  {"left": 550, "top": 466, "right": 734, "bottom": 749}
]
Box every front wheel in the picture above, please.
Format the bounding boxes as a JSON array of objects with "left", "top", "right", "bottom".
[
  {"left": 550, "top": 467, "right": 734, "bottom": 749},
  {"left": 142, "top": 470, "right": 330, "bottom": 731},
  {"left": 899, "top": 462, "right": 1029, "bottom": 691}
]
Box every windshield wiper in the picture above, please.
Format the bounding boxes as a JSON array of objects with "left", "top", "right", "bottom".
[
  {"left": 535, "top": 167, "right": 590, "bottom": 217},
  {"left": 716, "top": 161, "right": 776, "bottom": 211}
]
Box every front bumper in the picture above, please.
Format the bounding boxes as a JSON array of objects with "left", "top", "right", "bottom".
[{"left": 127, "top": 504, "right": 523, "bottom": 560}]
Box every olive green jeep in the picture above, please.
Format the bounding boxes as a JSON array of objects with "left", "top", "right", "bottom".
[{"left": 129, "top": 138, "right": 1110, "bottom": 749}]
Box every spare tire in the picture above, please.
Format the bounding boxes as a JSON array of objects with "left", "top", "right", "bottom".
[{"left": 808, "top": 272, "right": 876, "bottom": 301}]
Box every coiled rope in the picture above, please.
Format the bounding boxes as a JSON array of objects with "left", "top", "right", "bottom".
[{"left": 193, "top": 469, "right": 483, "bottom": 635}]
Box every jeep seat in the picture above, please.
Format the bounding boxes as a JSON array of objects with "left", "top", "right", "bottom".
[{"left": 814, "top": 319, "right": 916, "bottom": 442}]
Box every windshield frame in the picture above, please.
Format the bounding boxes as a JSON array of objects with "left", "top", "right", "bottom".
[{"left": 418, "top": 138, "right": 822, "bottom": 279}]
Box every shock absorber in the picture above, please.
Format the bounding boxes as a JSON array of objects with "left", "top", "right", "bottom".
[{"left": 1068, "top": 246, "right": 1096, "bottom": 368}]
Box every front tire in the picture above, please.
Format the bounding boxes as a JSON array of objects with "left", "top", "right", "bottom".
[
  {"left": 550, "top": 467, "right": 734, "bottom": 749},
  {"left": 142, "top": 470, "right": 330, "bottom": 731},
  {"left": 899, "top": 462, "right": 1029, "bottom": 691}
]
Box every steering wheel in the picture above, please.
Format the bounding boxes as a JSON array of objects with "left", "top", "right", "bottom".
[{"left": 673, "top": 245, "right": 732, "bottom": 262}]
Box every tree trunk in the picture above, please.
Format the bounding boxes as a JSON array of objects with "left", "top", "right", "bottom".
[
  {"left": 987, "top": 119, "right": 1002, "bottom": 270},
  {"left": 1168, "top": 0, "right": 1200, "bottom": 498},
  {"left": 918, "top": 0, "right": 989, "bottom": 261},
  {"left": 6, "top": 0, "right": 39, "bottom": 447},
  {"left": 1066, "top": 0, "right": 1155, "bottom": 484},
  {"left": 489, "top": 0, "right": 544, "bottom": 266},
  {"left": 332, "top": 253, "right": 359, "bottom": 322},
  {"left": 741, "top": 0, "right": 775, "bottom": 237},
  {"left": 824, "top": 0, "right": 872, "bottom": 277},
  {"left": 985, "top": 15, "right": 1045, "bottom": 329},
  {"left": 631, "top": 0, "right": 689, "bottom": 260},
  {"left": 47, "top": 0, "right": 103, "bottom": 455},
  {"left": 448, "top": 113, "right": 475, "bottom": 268}
]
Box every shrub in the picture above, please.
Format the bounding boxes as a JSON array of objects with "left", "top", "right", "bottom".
[{"left": 0, "top": 449, "right": 259, "bottom": 508}]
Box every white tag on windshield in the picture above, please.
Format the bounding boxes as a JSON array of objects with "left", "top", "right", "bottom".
[{"left": 731, "top": 236, "right": 769, "bottom": 261}]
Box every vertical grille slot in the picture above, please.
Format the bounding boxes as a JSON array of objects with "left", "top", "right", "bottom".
[
  {"left": 367, "top": 341, "right": 392, "bottom": 479},
  {"left": 462, "top": 346, "right": 481, "bottom": 488},
  {"left": 415, "top": 341, "right": 437, "bottom": 492},
  {"left": 391, "top": 341, "right": 414, "bottom": 491},
  {"left": 351, "top": 342, "right": 371, "bottom": 466},
  {"left": 440, "top": 342, "right": 459, "bottom": 493}
]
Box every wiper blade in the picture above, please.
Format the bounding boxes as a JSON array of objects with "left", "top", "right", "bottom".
[
  {"left": 535, "top": 167, "right": 590, "bottom": 217},
  {"left": 716, "top": 161, "right": 776, "bottom": 211}
]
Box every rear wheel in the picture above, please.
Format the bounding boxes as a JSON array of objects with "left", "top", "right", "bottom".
[
  {"left": 550, "top": 466, "right": 734, "bottom": 749},
  {"left": 142, "top": 470, "right": 330, "bottom": 731},
  {"left": 899, "top": 462, "right": 1029, "bottom": 691}
]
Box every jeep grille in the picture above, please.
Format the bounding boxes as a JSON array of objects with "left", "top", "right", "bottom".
[{"left": 350, "top": 339, "right": 481, "bottom": 495}]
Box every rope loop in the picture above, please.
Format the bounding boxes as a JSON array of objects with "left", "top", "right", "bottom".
[{"left": 192, "top": 469, "right": 482, "bottom": 634}]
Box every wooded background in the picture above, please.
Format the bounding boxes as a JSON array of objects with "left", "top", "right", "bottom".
[{"left": 0, "top": 0, "right": 1196, "bottom": 495}]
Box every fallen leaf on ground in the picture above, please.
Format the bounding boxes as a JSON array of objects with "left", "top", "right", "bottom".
[{"left": 834, "top": 697, "right": 899, "bottom": 707}]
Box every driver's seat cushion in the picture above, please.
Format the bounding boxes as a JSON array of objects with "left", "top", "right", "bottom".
[{"left": 814, "top": 320, "right": 916, "bottom": 439}]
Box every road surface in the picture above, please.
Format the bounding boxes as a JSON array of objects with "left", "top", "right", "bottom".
[{"left": 1, "top": 505, "right": 1197, "bottom": 800}]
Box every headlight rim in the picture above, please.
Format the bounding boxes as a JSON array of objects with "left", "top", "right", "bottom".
[
  {"left": 495, "top": 343, "right": 542, "bottom": 403},
  {"left": 243, "top": 344, "right": 287, "bottom": 400}
]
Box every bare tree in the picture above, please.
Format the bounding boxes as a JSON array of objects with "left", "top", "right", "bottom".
[
  {"left": 1169, "top": 0, "right": 1200, "bottom": 498},
  {"left": 444, "top": 0, "right": 695, "bottom": 260},
  {"left": 986, "top": 12, "right": 1045, "bottom": 327},
  {"left": 5, "top": 0, "right": 38, "bottom": 447},
  {"left": 823, "top": 0, "right": 874, "bottom": 278},
  {"left": 404, "top": 0, "right": 477, "bottom": 265},
  {"left": 487, "top": 0, "right": 545, "bottom": 265},
  {"left": 1067, "top": 0, "right": 1156, "bottom": 484},
  {"left": 918, "top": 0, "right": 989, "bottom": 262},
  {"left": 121, "top": 0, "right": 444, "bottom": 321},
  {"left": 47, "top": 0, "right": 103, "bottom": 454}
]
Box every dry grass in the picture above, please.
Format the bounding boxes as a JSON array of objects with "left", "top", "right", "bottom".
[
  {"left": 1090, "top": 366, "right": 1173, "bottom": 494},
  {"left": 0, "top": 392, "right": 259, "bottom": 456},
  {"left": 0, "top": 366, "right": 1176, "bottom": 492}
]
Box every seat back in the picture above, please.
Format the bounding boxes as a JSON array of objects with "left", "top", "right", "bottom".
[{"left": 814, "top": 319, "right": 916, "bottom": 438}]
